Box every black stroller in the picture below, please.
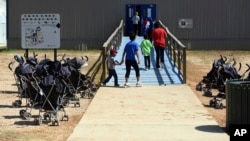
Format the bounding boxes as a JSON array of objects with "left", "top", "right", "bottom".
[
  {"left": 32, "top": 60, "right": 69, "bottom": 125},
  {"left": 209, "top": 63, "right": 250, "bottom": 109},
  {"left": 9, "top": 54, "right": 38, "bottom": 107},
  {"left": 196, "top": 55, "right": 227, "bottom": 97},
  {"left": 62, "top": 56, "right": 97, "bottom": 99}
]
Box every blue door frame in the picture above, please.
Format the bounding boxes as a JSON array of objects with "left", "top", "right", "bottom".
[{"left": 125, "top": 4, "right": 156, "bottom": 36}]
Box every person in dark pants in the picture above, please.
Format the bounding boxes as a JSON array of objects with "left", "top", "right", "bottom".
[
  {"left": 151, "top": 21, "right": 167, "bottom": 69},
  {"left": 101, "top": 49, "right": 120, "bottom": 87},
  {"left": 140, "top": 34, "right": 153, "bottom": 70},
  {"left": 120, "top": 31, "right": 142, "bottom": 87},
  {"left": 146, "top": 18, "right": 154, "bottom": 42}
]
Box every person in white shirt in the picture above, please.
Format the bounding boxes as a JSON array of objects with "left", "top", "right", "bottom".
[{"left": 132, "top": 12, "right": 140, "bottom": 35}]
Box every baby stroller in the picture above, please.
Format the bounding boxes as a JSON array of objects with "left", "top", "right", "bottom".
[
  {"left": 15, "top": 62, "right": 39, "bottom": 119},
  {"left": 62, "top": 55, "right": 97, "bottom": 99},
  {"left": 32, "top": 60, "right": 69, "bottom": 125},
  {"left": 9, "top": 54, "right": 38, "bottom": 107},
  {"left": 209, "top": 63, "right": 250, "bottom": 109},
  {"left": 9, "top": 55, "right": 26, "bottom": 107},
  {"left": 196, "top": 55, "right": 226, "bottom": 93}
]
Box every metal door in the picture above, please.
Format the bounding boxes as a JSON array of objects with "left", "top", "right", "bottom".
[
  {"left": 126, "top": 4, "right": 156, "bottom": 36},
  {"left": 125, "top": 4, "right": 136, "bottom": 36},
  {"left": 139, "top": 4, "right": 156, "bottom": 36}
]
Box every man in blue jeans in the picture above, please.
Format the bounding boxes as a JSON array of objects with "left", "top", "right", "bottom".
[{"left": 120, "top": 31, "right": 142, "bottom": 87}]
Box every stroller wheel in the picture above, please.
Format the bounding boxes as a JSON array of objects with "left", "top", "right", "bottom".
[
  {"left": 88, "top": 93, "right": 94, "bottom": 99},
  {"left": 27, "top": 102, "right": 32, "bottom": 108},
  {"left": 12, "top": 100, "right": 22, "bottom": 107},
  {"left": 12, "top": 101, "right": 18, "bottom": 108},
  {"left": 196, "top": 83, "right": 202, "bottom": 91},
  {"left": 91, "top": 84, "right": 97, "bottom": 92},
  {"left": 23, "top": 112, "right": 32, "bottom": 120},
  {"left": 62, "top": 113, "right": 69, "bottom": 121},
  {"left": 209, "top": 99, "right": 215, "bottom": 107},
  {"left": 203, "top": 89, "right": 212, "bottom": 97},
  {"left": 19, "top": 109, "right": 26, "bottom": 117},
  {"left": 35, "top": 116, "right": 42, "bottom": 125},
  {"left": 62, "top": 99, "right": 69, "bottom": 107},
  {"left": 80, "top": 90, "right": 89, "bottom": 98},
  {"left": 52, "top": 118, "right": 60, "bottom": 126},
  {"left": 215, "top": 101, "right": 223, "bottom": 109},
  {"left": 43, "top": 113, "right": 50, "bottom": 121},
  {"left": 219, "top": 103, "right": 224, "bottom": 109},
  {"left": 74, "top": 101, "right": 80, "bottom": 107}
]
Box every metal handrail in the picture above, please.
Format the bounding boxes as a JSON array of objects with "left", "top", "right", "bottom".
[
  {"left": 159, "top": 21, "right": 187, "bottom": 83},
  {"left": 101, "top": 20, "right": 124, "bottom": 82},
  {"left": 100, "top": 20, "right": 186, "bottom": 84}
]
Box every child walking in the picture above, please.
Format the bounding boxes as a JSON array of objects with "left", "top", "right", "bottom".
[
  {"left": 101, "top": 49, "right": 120, "bottom": 87},
  {"left": 140, "top": 34, "right": 153, "bottom": 70}
]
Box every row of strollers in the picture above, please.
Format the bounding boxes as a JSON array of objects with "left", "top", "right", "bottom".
[
  {"left": 8, "top": 53, "right": 97, "bottom": 126},
  {"left": 196, "top": 55, "right": 250, "bottom": 109}
]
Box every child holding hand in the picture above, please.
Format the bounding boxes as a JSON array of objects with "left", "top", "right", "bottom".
[{"left": 101, "top": 49, "right": 120, "bottom": 87}]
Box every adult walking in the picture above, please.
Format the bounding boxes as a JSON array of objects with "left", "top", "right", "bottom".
[
  {"left": 151, "top": 21, "right": 167, "bottom": 69},
  {"left": 120, "top": 31, "right": 142, "bottom": 87},
  {"left": 146, "top": 18, "right": 154, "bottom": 42},
  {"left": 131, "top": 12, "right": 140, "bottom": 35}
]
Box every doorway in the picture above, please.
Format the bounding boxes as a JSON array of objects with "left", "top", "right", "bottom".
[{"left": 125, "top": 4, "right": 156, "bottom": 36}]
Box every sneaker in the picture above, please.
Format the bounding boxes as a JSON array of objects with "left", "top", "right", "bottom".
[
  {"left": 100, "top": 82, "right": 106, "bottom": 86},
  {"left": 136, "top": 82, "right": 142, "bottom": 87},
  {"left": 124, "top": 83, "right": 130, "bottom": 87},
  {"left": 114, "top": 84, "right": 120, "bottom": 87}
]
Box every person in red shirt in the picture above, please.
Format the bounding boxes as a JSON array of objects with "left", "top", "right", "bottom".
[{"left": 151, "top": 21, "right": 167, "bottom": 69}]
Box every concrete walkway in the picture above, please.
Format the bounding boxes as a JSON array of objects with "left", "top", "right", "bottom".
[{"left": 67, "top": 85, "right": 229, "bottom": 141}]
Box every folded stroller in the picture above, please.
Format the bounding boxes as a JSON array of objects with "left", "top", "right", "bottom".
[
  {"left": 62, "top": 56, "right": 97, "bottom": 99},
  {"left": 209, "top": 63, "right": 249, "bottom": 109},
  {"left": 196, "top": 55, "right": 226, "bottom": 93},
  {"left": 33, "top": 60, "right": 69, "bottom": 125}
]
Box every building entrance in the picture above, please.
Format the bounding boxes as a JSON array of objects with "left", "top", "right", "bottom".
[{"left": 125, "top": 4, "right": 156, "bottom": 36}]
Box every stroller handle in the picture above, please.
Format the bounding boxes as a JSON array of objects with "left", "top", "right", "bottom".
[{"left": 8, "top": 61, "right": 15, "bottom": 71}]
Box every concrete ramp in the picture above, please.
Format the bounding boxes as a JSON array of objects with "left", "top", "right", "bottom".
[{"left": 67, "top": 85, "right": 229, "bottom": 141}]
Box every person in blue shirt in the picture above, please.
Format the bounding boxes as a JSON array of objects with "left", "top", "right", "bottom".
[{"left": 120, "top": 31, "right": 142, "bottom": 87}]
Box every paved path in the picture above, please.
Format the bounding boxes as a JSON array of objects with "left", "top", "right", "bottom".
[
  {"left": 67, "top": 36, "right": 228, "bottom": 140},
  {"left": 67, "top": 85, "right": 229, "bottom": 141}
]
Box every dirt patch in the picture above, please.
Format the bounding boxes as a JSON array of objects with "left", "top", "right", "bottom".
[{"left": 1, "top": 50, "right": 250, "bottom": 140}]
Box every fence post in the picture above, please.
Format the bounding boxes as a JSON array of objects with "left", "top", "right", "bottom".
[
  {"left": 102, "top": 47, "right": 107, "bottom": 82},
  {"left": 182, "top": 47, "right": 186, "bottom": 83}
]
